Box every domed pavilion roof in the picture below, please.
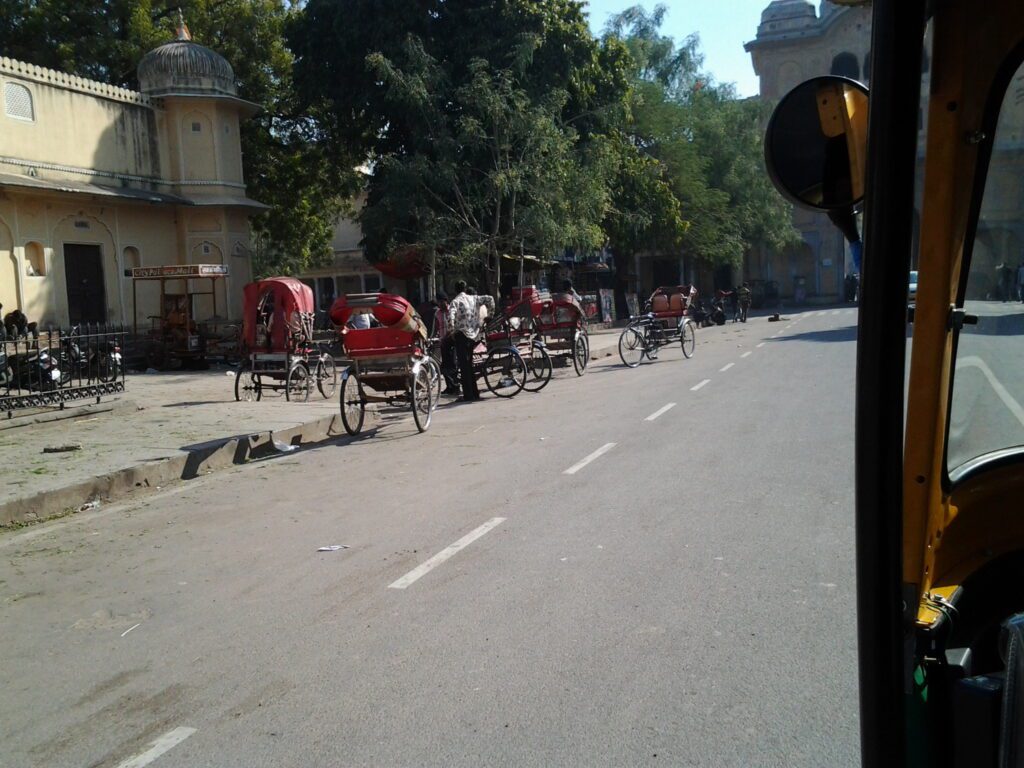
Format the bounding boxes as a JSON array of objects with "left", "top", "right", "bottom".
[
  {"left": 137, "top": 15, "right": 237, "bottom": 97},
  {"left": 760, "top": 0, "right": 817, "bottom": 25}
]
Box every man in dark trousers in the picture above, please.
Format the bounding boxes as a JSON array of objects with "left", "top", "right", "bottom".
[{"left": 447, "top": 280, "right": 495, "bottom": 401}]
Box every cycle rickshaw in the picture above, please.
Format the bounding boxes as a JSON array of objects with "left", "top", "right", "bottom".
[
  {"left": 234, "top": 277, "right": 337, "bottom": 402},
  {"left": 618, "top": 285, "right": 697, "bottom": 367},
  {"left": 330, "top": 293, "right": 437, "bottom": 434}
]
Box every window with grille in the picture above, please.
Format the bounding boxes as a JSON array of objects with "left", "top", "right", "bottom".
[{"left": 4, "top": 83, "right": 34, "bottom": 121}]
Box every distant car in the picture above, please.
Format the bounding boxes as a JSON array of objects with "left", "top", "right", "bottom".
[{"left": 908, "top": 270, "right": 918, "bottom": 302}]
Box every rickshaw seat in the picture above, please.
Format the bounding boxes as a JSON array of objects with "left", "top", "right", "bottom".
[
  {"left": 342, "top": 327, "right": 420, "bottom": 358},
  {"left": 651, "top": 295, "right": 670, "bottom": 313}
]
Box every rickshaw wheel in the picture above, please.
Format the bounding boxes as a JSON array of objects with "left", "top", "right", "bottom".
[
  {"left": 339, "top": 372, "right": 364, "bottom": 435},
  {"left": 483, "top": 347, "right": 527, "bottom": 398},
  {"left": 316, "top": 355, "right": 338, "bottom": 399},
  {"left": 523, "top": 343, "right": 552, "bottom": 392},
  {"left": 285, "top": 361, "right": 311, "bottom": 402},
  {"left": 572, "top": 332, "right": 589, "bottom": 376},
  {"left": 234, "top": 363, "right": 257, "bottom": 402},
  {"left": 411, "top": 366, "right": 433, "bottom": 432},
  {"left": 680, "top": 319, "right": 696, "bottom": 359},
  {"left": 618, "top": 326, "right": 645, "bottom": 368}
]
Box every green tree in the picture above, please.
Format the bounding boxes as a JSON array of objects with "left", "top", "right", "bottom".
[
  {"left": 605, "top": 5, "right": 799, "bottom": 274},
  {"left": 291, "top": 0, "right": 628, "bottom": 284},
  {"left": 0, "top": 0, "right": 354, "bottom": 277}
]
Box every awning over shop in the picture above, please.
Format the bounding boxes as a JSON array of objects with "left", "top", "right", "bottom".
[
  {"left": 183, "top": 194, "right": 270, "bottom": 211},
  {"left": 0, "top": 172, "right": 268, "bottom": 210},
  {"left": 0, "top": 171, "right": 189, "bottom": 205}
]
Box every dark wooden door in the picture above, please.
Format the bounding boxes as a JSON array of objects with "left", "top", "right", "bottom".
[{"left": 63, "top": 244, "right": 106, "bottom": 324}]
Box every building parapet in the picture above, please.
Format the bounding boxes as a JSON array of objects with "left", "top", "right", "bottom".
[{"left": 0, "top": 56, "right": 155, "bottom": 108}]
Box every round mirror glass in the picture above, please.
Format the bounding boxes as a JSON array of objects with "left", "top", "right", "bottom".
[{"left": 765, "top": 76, "right": 869, "bottom": 212}]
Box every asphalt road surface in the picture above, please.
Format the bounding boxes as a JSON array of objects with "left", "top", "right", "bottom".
[{"left": 1, "top": 308, "right": 862, "bottom": 768}]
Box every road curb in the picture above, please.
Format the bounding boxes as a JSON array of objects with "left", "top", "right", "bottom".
[{"left": 0, "top": 412, "right": 345, "bottom": 528}]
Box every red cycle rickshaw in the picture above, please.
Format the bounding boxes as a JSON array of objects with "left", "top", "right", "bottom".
[
  {"left": 234, "top": 277, "right": 337, "bottom": 402},
  {"left": 329, "top": 293, "right": 437, "bottom": 434}
]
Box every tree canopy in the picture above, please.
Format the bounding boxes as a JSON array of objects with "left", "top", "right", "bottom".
[{"left": 1, "top": 0, "right": 799, "bottom": 289}]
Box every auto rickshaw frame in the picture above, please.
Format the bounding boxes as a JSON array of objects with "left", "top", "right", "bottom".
[{"left": 812, "top": 1, "right": 1024, "bottom": 765}]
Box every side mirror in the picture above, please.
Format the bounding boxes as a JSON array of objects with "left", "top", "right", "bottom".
[{"left": 765, "top": 75, "right": 869, "bottom": 213}]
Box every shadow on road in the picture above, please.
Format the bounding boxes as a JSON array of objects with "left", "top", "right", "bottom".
[{"left": 776, "top": 326, "right": 857, "bottom": 344}]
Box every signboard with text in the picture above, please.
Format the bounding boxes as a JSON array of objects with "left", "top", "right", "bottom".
[{"left": 131, "top": 264, "right": 229, "bottom": 279}]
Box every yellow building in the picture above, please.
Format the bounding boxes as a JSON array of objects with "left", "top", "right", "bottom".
[
  {"left": 745, "top": 0, "right": 872, "bottom": 301},
  {"left": 0, "top": 22, "right": 264, "bottom": 329}
]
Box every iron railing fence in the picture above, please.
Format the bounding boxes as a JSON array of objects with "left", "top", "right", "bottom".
[{"left": 1, "top": 325, "right": 127, "bottom": 416}]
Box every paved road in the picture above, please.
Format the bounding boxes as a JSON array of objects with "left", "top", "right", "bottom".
[{"left": 0, "top": 307, "right": 861, "bottom": 768}]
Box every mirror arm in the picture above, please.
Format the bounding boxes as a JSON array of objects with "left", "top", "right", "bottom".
[
  {"left": 828, "top": 207, "right": 861, "bottom": 246},
  {"left": 829, "top": 207, "right": 863, "bottom": 272}
]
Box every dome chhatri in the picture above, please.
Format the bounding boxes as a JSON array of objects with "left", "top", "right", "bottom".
[
  {"left": 760, "top": 0, "right": 816, "bottom": 25},
  {"left": 137, "top": 12, "right": 237, "bottom": 97}
]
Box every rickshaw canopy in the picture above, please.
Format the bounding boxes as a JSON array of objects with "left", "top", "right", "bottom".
[{"left": 242, "top": 277, "right": 314, "bottom": 353}]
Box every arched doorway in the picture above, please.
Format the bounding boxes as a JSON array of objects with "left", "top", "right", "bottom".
[
  {"left": 784, "top": 241, "right": 816, "bottom": 303},
  {"left": 831, "top": 52, "right": 861, "bottom": 81}
]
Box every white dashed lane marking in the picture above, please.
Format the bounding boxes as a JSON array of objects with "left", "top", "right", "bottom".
[
  {"left": 720, "top": 363, "right": 734, "bottom": 372},
  {"left": 115, "top": 727, "right": 197, "bottom": 768},
  {"left": 645, "top": 403, "right": 677, "bottom": 422},
  {"left": 388, "top": 517, "right": 507, "bottom": 589},
  {"left": 756, "top": 342, "right": 766, "bottom": 348},
  {"left": 563, "top": 443, "right": 618, "bottom": 475},
  {"left": 741, "top": 351, "right": 752, "bottom": 358},
  {"left": 691, "top": 379, "right": 711, "bottom": 391}
]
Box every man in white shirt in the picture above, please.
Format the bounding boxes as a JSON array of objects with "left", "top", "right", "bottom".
[{"left": 448, "top": 281, "right": 495, "bottom": 401}]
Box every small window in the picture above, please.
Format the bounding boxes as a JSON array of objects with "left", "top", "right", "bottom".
[
  {"left": 4, "top": 82, "right": 34, "bottom": 121},
  {"left": 25, "top": 241, "right": 45, "bottom": 276},
  {"left": 191, "top": 122, "right": 202, "bottom": 132},
  {"left": 202, "top": 243, "right": 211, "bottom": 255}
]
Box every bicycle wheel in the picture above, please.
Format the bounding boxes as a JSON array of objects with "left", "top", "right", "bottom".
[
  {"left": 424, "top": 356, "right": 442, "bottom": 405},
  {"left": 572, "top": 331, "right": 588, "bottom": 376},
  {"left": 339, "top": 371, "right": 364, "bottom": 435},
  {"left": 523, "top": 343, "right": 552, "bottom": 392},
  {"left": 285, "top": 361, "right": 311, "bottom": 402},
  {"left": 618, "top": 326, "right": 646, "bottom": 368},
  {"left": 680, "top": 319, "right": 696, "bottom": 359},
  {"left": 316, "top": 355, "right": 338, "bottom": 399},
  {"left": 483, "top": 347, "right": 526, "bottom": 397},
  {"left": 411, "top": 366, "right": 433, "bottom": 432},
  {"left": 234, "top": 362, "right": 258, "bottom": 402}
]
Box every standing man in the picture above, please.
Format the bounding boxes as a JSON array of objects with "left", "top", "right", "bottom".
[
  {"left": 738, "top": 282, "right": 752, "bottom": 323},
  {"left": 448, "top": 280, "right": 495, "bottom": 401},
  {"left": 1017, "top": 262, "right": 1024, "bottom": 303}
]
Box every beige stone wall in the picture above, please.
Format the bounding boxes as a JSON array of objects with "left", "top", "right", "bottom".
[
  {"left": 0, "top": 190, "right": 257, "bottom": 328},
  {"left": 0, "top": 58, "right": 258, "bottom": 325},
  {"left": 1, "top": 67, "right": 167, "bottom": 186}
]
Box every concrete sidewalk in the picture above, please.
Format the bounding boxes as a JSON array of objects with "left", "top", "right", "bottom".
[
  {"left": 0, "top": 365, "right": 348, "bottom": 526},
  {"left": 0, "top": 332, "right": 627, "bottom": 527}
]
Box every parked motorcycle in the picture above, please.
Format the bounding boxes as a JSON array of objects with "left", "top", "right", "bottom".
[
  {"left": 12, "top": 347, "right": 62, "bottom": 391},
  {"left": 59, "top": 326, "right": 122, "bottom": 384}
]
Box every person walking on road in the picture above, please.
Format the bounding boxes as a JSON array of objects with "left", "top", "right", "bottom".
[
  {"left": 738, "top": 282, "right": 752, "bottom": 323},
  {"left": 448, "top": 280, "right": 495, "bottom": 401}
]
